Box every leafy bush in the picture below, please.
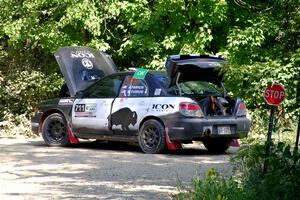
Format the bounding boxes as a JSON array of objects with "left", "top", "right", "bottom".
[
  {"left": 175, "top": 142, "right": 300, "bottom": 200},
  {"left": 0, "top": 70, "right": 63, "bottom": 117},
  {"left": 242, "top": 108, "right": 298, "bottom": 146},
  {"left": 0, "top": 113, "right": 33, "bottom": 138},
  {"left": 0, "top": 69, "right": 63, "bottom": 137},
  {"left": 175, "top": 168, "right": 247, "bottom": 200},
  {"left": 232, "top": 142, "right": 300, "bottom": 200}
]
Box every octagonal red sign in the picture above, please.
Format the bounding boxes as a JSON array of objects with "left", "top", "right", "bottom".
[{"left": 264, "top": 84, "right": 285, "bottom": 105}]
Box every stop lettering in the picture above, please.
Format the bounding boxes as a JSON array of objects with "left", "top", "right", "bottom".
[{"left": 264, "top": 84, "right": 285, "bottom": 105}]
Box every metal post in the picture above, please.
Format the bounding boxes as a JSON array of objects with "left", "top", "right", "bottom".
[
  {"left": 294, "top": 116, "right": 300, "bottom": 155},
  {"left": 294, "top": 79, "right": 300, "bottom": 163},
  {"left": 263, "top": 106, "right": 275, "bottom": 174}
]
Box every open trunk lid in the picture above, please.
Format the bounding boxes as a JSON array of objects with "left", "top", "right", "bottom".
[
  {"left": 165, "top": 54, "right": 226, "bottom": 87},
  {"left": 55, "top": 46, "right": 118, "bottom": 97}
]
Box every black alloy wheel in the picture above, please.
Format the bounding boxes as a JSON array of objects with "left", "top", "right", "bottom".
[
  {"left": 138, "top": 119, "right": 166, "bottom": 154},
  {"left": 42, "top": 113, "right": 70, "bottom": 147}
]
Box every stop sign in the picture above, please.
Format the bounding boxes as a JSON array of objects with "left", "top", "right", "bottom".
[{"left": 264, "top": 84, "right": 285, "bottom": 105}]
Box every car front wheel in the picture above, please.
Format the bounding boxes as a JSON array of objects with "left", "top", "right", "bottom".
[
  {"left": 202, "top": 138, "right": 231, "bottom": 154},
  {"left": 42, "top": 113, "right": 70, "bottom": 147},
  {"left": 138, "top": 119, "right": 166, "bottom": 154}
]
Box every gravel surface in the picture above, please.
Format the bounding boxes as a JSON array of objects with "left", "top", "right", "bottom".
[{"left": 0, "top": 138, "right": 238, "bottom": 199}]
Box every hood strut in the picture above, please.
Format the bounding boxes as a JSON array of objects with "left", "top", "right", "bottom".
[
  {"left": 221, "top": 82, "right": 227, "bottom": 97},
  {"left": 176, "top": 72, "right": 182, "bottom": 96}
]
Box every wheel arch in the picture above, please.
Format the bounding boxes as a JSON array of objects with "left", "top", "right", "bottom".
[
  {"left": 139, "top": 116, "right": 183, "bottom": 151},
  {"left": 139, "top": 116, "right": 165, "bottom": 131},
  {"left": 39, "top": 108, "right": 68, "bottom": 132}
]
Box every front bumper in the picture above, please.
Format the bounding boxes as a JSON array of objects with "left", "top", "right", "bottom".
[
  {"left": 31, "top": 122, "right": 40, "bottom": 135},
  {"left": 31, "top": 114, "right": 41, "bottom": 135},
  {"left": 166, "top": 116, "right": 251, "bottom": 141}
]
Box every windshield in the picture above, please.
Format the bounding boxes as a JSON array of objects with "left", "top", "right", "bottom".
[{"left": 167, "top": 81, "right": 222, "bottom": 96}]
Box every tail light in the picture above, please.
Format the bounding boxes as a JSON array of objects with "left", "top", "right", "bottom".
[
  {"left": 236, "top": 102, "right": 247, "bottom": 117},
  {"left": 179, "top": 102, "right": 204, "bottom": 118}
]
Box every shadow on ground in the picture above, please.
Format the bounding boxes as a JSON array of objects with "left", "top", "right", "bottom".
[{"left": 0, "top": 138, "right": 236, "bottom": 199}]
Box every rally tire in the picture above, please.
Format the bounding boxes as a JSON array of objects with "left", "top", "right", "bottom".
[
  {"left": 42, "top": 113, "right": 70, "bottom": 147},
  {"left": 202, "top": 138, "right": 231, "bottom": 154},
  {"left": 138, "top": 119, "right": 166, "bottom": 154}
]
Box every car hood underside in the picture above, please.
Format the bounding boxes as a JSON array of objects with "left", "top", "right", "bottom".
[
  {"left": 55, "top": 46, "right": 118, "bottom": 97},
  {"left": 165, "top": 54, "right": 226, "bottom": 86}
]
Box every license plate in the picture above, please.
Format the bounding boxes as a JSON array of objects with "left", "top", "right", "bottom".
[{"left": 218, "top": 126, "right": 231, "bottom": 135}]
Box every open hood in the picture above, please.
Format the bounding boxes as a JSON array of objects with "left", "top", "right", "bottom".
[
  {"left": 165, "top": 54, "right": 226, "bottom": 87},
  {"left": 55, "top": 46, "right": 118, "bottom": 97}
]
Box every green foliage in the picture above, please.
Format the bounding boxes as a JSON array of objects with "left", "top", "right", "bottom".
[
  {"left": 232, "top": 142, "right": 300, "bottom": 200},
  {"left": 0, "top": 0, "right": 299, "bottom": 137},
  {"left": 0, "top": 67, "right": 63, "bottom": 137},
  {"left": 175, "top": 142, "right": 300, "bottom": 200},
  {"left": 175, "top": 168, "right": 246, "bottom": 200},
  {"left": 1, "top": 68, "right": 61, "bottom": 112},
  {"left": 0, "top": 70, "right": 63, "bottom": 117},
  {"left": 0, "top": 113, "right": 33, "bottom": 138}
]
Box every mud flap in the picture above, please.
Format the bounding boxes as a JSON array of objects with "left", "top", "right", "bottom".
[
  {"left": 68, "top": 127, "right": 79, "bottom": 144},
  {"left": 165, "top": 127, "right": 182, "bottom": 150}
]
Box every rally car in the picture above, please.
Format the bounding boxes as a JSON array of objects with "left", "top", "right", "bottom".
[{"left": 31, "top": 46, "right": 251, "bottom": 154}]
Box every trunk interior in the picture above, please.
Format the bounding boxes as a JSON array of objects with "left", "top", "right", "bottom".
[{"left": 192, "top": 96, "right": 236, "bottom": 117}]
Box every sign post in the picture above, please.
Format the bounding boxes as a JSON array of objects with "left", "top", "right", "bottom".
[
  {"left": 295, "top": 116, "right": 300, "bottom": 164},
  {"left": 263, "top": 83, "right": 285, "bottom": 173}
]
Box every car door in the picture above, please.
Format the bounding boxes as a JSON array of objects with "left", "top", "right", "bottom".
[
  {"left": 109, "top": 75, "right": 151, "bottom": 135},
  {"left": 71, "top": 74, "right": 124, "bottom": 135}
]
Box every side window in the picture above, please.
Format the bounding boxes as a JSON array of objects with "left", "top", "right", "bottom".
[
  {"left": 85, "top": 75, "right": 123, "bottom": 98},
  {"left": 119, "top": 76, "right": 149, "bottom": 97}
]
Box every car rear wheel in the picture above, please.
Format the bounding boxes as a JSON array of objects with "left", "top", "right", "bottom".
[
  {"left": 202, "top": 138, "right": 231, "bottom": 154},
  {"left": 42, "top": 113, "right": 70, "bottom": 147},
  {"left": 138, "top": 119, "right": 166, "bottom": 154}
]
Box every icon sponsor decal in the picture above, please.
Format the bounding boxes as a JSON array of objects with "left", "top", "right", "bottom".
[
  {"left": 152, "top": 104, "right": 175, "bottom": 112},
  {"left": 58, "top": 98, "right": 74, "bottom": 106},
  {"left": 70, "top": 51, "right": 95, "bottom": 58},
  {"left": 81, "top": 58, "right": 93, "bottom": 69},
  {"left": 75, "top": 103, "right": 97, "bottom": 117}
]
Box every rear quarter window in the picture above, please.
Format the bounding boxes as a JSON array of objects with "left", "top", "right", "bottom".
[{"left": 119, "top": 76, "right": 149, "bottom": 97}]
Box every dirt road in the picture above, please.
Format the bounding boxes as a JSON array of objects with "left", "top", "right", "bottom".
[{"left": 0, "top": 138, "right": 237, "bottom": 199}]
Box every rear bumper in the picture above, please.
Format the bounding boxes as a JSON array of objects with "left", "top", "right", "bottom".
[{"left": 166, "top": 116, "right": 251, "bottom": 141}]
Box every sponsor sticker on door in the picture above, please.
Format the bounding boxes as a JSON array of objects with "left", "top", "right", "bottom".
[{"left": 75, "top": 103, "right": 97, "bottom": 117}]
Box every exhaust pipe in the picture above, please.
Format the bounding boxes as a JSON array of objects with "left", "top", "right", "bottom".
[{"left": 204, "top": 128, "right": 212, "bottom": 137}]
